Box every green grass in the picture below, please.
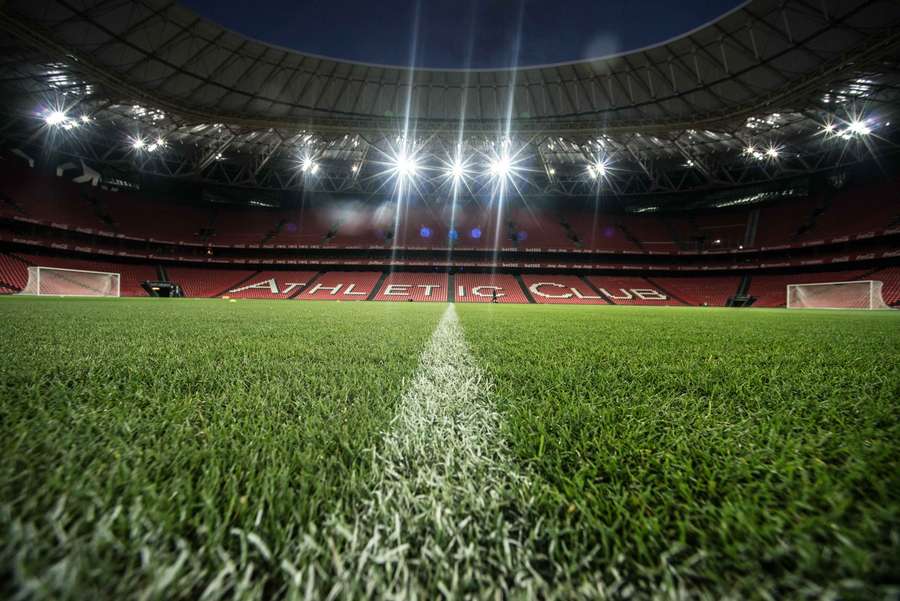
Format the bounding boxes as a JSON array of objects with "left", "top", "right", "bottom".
[
  {"left": 0, "top": 298, "right": 445, "bottom": 599},
  {"left": 457, "top": 304, "right": 900, "bottom": 598},
  {"left": 1, "top": 298, "right": 898, "bottom": 599}
]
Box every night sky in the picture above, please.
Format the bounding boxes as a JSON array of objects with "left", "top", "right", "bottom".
[{"left": 180, "top": 0, "right": 745, "bottom": 69}]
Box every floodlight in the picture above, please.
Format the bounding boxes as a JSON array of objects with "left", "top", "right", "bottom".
[
  {"left": 80, "top": 114, "right": 90, "bottom": 124},
  {"left": 393, "top": 152, "right": 418, "bottom": 178},
  {"left": 131, "top": 137, "right": 146, "bottom": 150},
  {"left": 448, "top": 161, "right": 465, "bottom": 180},
  {"left": 849, "top": 119, "right": 871, "bottom": 135},
  {"left": 588, "top": 159, "right": 608, "bottom": 179},
  {"left": 300, "top": 155, "right": 318, "bottom": 173},
  {"left": 489, "top": 156, "right": 511, "bottom": 178},
  {"left": 765, "top": 145, "right": 779, "bottom": 159},
  {"left": 44, "top": 110, "right": 67, "bottom": 126}
]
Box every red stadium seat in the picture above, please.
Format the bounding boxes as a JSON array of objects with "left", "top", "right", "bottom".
[
  {"left": 166, "top": 267, "right": 257, "bottom": 298},
  {"left": 373, "top": 273, "right": 448, "bottom": 302},
  {"left": 587, "top": 276, "right": 682, "bottom": 305},
  {"left": 454, "top": 273, "right": 529, "bottom": 303},
  {"left": 520, "top": 275, "right": 608, "bottom": 304},
  {"left": 297, "top": 271, "right": 383, "bottom": 301},
  {"left": 223, "top": 271, "right": 318, "bottom": 299}
]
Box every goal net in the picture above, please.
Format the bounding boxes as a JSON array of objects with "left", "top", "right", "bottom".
[
  {"left": 20, "top": 266, "right": 121, "bottom": 297},
  {"left": 786, "top": 280, "right": 889, "bottom": 310}
]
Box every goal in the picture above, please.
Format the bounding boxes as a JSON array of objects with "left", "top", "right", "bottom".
[
  {"left": 786, "top": 280, "right": 889, "bottom": 310},
  {"left": 20, "top": 266, "right": 121, "bottom": 297}
]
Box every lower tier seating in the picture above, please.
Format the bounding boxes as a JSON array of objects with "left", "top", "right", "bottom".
[
  {"left": 586, "top": 276, "right": 683, "bottom": 305},
  {"left": 166, "top": 267, "right": 257, "bottom": 298},
  {"left": 297, "top": 271, "right": 383, "bottom": 301},
  {"left": 373, "top": 272, "right": 449, "bottom": 302},
  {"left": 2, "top": 250, "right": 897, "bottom": 308},
  {"left": 520, "top": 274, "right": 608, "bottom": 304},
  {"left": 650, "top": 275, "right": 741, "bottom": 307},
  {"left": 1, "top": 252, "right": 156, "bottom": 296},
  {"left": 746, "top": 269, "right": 870, "bottom": 307},
  {"left": 868, "top": 266, "right": 900, "bottom": 305},
  {"left": 454, "top": 273, "right": 530, "bottom": 304},
  {"left": 222, "top": 271, "right": 319, "bottom": 299}
]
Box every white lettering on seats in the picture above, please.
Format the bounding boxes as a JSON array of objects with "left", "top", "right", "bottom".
[
  {"left": 599, "top": 288, "right": 633, "bottom": 300},
  {"left": 230, "top": 278, "right": 279, "bottom": 294},
  {"left": 344, "top": 283, "right": 367, "bottom": 296},
  {"left": 529, "top": 282, "right": 572, "bottom": 299},
  {"left": 384, "top": 284, "right": 411, "bottom": 296},
  {"left": 632, "top": 288, "right": 667, "bottom": 300},
  {"left": 572, "top": 288, "right": 604, "bottom": 300},
  {"left": 308, "top": 283, "right": 342, "bottom": 295}
]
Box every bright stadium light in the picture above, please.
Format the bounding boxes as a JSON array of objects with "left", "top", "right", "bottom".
[
  {"left": 131, "top": 137, "right": 146, "bottom": 151},
  {"left": 448, "top": 160, "right": 466, "bottom": 181},
  {"left": 300, "top": 155, "right": 318, "bottom": 174},
  {"left": 80, "top": 114, "right": 91, "bottom": 124},
  {"left": 588, "top": 158, "right": 608, "bottom": 179},
  {"left": 765, "top": 145, "right": 780, "bottom": 159},
  {"left": 393, "top": 152, "right": 418, "bottom": 179},
  {"left": 849, "top": 119, "right": 871, "bottom": 136},
  {"left": 489, "top": 155, "right": 511, "bottom": 179},
  {"left": 44, "top": 110, "right": 67, "bottom": 126}
]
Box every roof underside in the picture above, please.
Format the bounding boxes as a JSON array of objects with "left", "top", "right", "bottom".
[
  {"left": 2, "top": 0, "right": 900, "bottom": 131},
  {"left": 0, "top": 0, "right": 899, "bottom": 200}
]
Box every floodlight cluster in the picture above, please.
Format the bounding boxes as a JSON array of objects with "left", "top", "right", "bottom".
[
  {"left": 43, "top": 110, "right": 91, "bottom": 130},
  {"left": 131, "top": 135, "right": 167, "bottom": 152},
  {"left": 820, "top": 117, "right": 875, "bottom": 140}
]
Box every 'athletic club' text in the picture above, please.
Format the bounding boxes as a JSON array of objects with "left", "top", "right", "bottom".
[{"left": 229, "top": 277, "right": 668, "bottom": 301}]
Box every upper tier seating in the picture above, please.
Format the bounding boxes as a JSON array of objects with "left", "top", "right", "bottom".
[
  {"left": 794, "top": 182, "right": 900, "bottom": 244},
  {"left": 2, "top": 158, "right": 898, "bottom": 255}
]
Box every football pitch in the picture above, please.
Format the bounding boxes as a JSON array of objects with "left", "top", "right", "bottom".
[{"left": 1, "top": 297, "right": 898, "bottom": 599}]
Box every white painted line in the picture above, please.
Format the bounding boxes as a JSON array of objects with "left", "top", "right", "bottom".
[{"left": 287, "top": 304, "right": 547, "bottom": 597}]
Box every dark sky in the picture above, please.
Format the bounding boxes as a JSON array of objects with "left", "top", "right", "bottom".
[{"left": 181, "top": 0, "right": 744, "bottom": 69}]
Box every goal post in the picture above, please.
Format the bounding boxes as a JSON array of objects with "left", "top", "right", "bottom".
[
  {"left": 20, "top": 266, "right": 121, "bottom": 297},
  {"left": 786, "top": 280, "right": 889, "bottom": 310}
]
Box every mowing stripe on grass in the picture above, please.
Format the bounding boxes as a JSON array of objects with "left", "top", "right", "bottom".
[{"left": 285, "top": 304, "right": 548, "bottom": 597}]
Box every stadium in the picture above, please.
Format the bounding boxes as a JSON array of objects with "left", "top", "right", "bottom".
[{"left": 0, "top": 0, "right": 898, "bottom": 597}]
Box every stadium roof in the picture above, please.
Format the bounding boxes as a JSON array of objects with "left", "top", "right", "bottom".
[{"left": 1, "top": 0, "right": 900, "bottom": 198}]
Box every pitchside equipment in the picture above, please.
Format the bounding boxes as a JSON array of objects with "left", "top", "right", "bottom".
[
  {"left": 786, "top": 280, "right": 889, "bottom": 309},
  {"left": 20, "top": 266, "right": 121, "bottom": 297}
]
